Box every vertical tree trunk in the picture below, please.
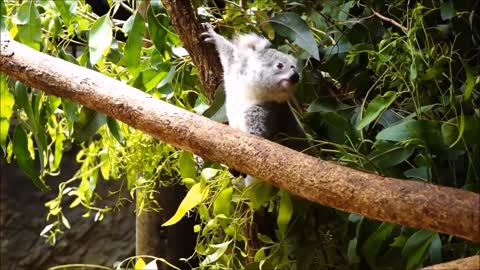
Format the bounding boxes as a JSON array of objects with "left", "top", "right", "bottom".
[
  {"left": 161, "top": 0, "right": 223, "bottom": 102},
  {"left": 136, "top": 182, "right": 197, "bottom": 269},
  {"left": 134, "top": 1, "right": 197, "bottom": 268}
]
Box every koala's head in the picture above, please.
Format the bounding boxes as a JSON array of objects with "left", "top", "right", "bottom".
[{"left": 235, "top": 34, "right": 300, "bottom": 102}]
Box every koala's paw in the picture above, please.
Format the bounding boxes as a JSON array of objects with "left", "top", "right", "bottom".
[{"left": 200, "top": 22, "right": 216, "bottom": 43}]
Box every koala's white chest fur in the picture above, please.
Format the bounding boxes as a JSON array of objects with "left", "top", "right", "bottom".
[{"left": 224, "top": 75, "right": 259, "bottom": 132}]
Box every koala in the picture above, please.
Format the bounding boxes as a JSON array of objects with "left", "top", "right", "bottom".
[{"left": 201, "top": 23, "right": 308, "bottom": 185}]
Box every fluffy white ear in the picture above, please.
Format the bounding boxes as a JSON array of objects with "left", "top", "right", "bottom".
[{"left": 234, "top": 33, "right": 271, "bottom": 51}]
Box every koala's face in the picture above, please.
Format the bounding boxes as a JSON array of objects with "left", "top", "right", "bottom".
[{"left": 247, "top": 49, "right": 300, "bottom": 101}]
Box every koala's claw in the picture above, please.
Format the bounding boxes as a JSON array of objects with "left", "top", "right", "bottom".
[
  {"left": 200, "top": 23, "right": 216, "bottom": 43},
  {"left": 200, "top": 32, "right": 214, "bottom": 43},
  {"left": 201, "top": 22, "right": 214, "bottom": 31}
]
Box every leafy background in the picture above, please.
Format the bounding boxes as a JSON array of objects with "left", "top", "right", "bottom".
[{"left": 1, "top": 0, "right": 479, "bottom": 269}]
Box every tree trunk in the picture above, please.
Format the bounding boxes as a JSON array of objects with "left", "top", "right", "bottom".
[
  {"left": 133, "top": 1, "right": 197, "bottom": 268},
  {"left": 161, "top": 0, "right": 223, "bottom": 102},
  {"left": 1, "top": 38, "right": 479, "bottom": 243},
  {"left": 136, "top": 183, "right": 197, "bottom": 269}
]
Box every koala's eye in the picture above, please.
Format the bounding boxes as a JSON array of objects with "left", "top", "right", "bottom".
[{"left": 276, "top": 63, "right": 284, "bottom": 69}]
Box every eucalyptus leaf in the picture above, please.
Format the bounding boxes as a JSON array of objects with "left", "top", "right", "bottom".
[
  {"left": 13, "top": 127, "right": 48, "bottom": 191},
  {"left": 213, "top": 186, "right": 232, "bottom": 216},
  {"left": 178, "top": 151, "right": 197, "bottom": 179},
  {"left": 106, "top": 117, "right": 124, "bottom": 144},
  {"left": 362, "top": 223, "right": 396, "bottom": 269},
  {"left": 270, "top": 12, "right": 319, "bottom": 60},
  {"left": 277, "top": 190, "right": 293, "bottom": 237},
  {"left": 163, "top": 182, "right": 209, "bottom": 226},
  {"left": 357, "top": 91, "right": 397, "bottom": 130},
  {"left": 147, "top": 2, "right": 167, "bottom": 53},
  {"left": 54, "top": 1, "right": 76, "bottom": 26},
  {"left": 124, "top": 11, "right": 145, "bottom": 77},
  {"left": 376, "top": 120, "right": 444, "bottom": 148},
  {"left": 88, "top": 15, "right": 113, "bottom": 65},
  {"left": 440, "top": 1, "right": 456, "bottom": 20},
  {"left": 72, "top": 108, "right": 106, "bottom": 142},
  {"left": 402, "top": 230, "right": 436, "bottom": 270},
  {"left": 16, "top": 1, "right": 41, "bottom": 50},
  {"left": 0, "top": 75, "right": 14, "bottom": 150}
]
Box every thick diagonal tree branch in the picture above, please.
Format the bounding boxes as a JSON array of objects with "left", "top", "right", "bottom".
[
  {"left": 1, "top": 38, "right": 479, "bottom": 243},
  {"left": 420, "top": 255, "right": 479, "bottom": 270}
]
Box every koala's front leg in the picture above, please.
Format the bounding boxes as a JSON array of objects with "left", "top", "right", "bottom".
[{"left": 200, "top": 23, "right": 236, "bottom": 68}]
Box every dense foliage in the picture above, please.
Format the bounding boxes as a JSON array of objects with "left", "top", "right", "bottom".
[{"left": 1, "top": 0, "right": 479, "bottom": 269}]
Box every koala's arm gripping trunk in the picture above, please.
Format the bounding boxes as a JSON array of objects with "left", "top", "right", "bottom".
[{"left": 201, "top": 23, "right": 236, "bottom": 71}]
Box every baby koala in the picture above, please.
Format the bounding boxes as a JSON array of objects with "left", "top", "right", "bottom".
[{"left": 201, "top": 23, "right": 306, "bottom": 185}]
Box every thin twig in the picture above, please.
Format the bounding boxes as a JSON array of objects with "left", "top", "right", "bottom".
[
  {"left": 119, "top": 1, "right": 134, "bottom": 14},
  {"left": 372, "top": 9, "right": 408, "bottom": 33}
]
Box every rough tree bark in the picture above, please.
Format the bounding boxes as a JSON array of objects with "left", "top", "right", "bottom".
[
  {"left": 161, "top": 0, "right": 223, "bottom": 102},
  {"left": 1, "top": 38, "right": 479, "bottom": 243},
  {"left": 420, "top": 255, "right": 479, "bottom": 270}
]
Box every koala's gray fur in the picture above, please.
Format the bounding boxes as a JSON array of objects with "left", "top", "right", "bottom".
[{"left": 201, "top": 23, "right": 308, "bottom": 185}]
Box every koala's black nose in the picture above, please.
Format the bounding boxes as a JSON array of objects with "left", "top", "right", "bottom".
[{"left": 290, "top": 72, "right": 300, "bottom": 83}]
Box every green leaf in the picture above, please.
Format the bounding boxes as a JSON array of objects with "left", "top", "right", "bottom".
[
  {"left": 409, "top": 63, "right": 417, "bottom": 81},
  {"left": 147, "top": 2, "right": 167, "bottom": 53},
  {"left": 338, "top": 1, "right": 354, "bottom": 22},
  {"left": 347, "top": 238, "right": 361, "bottom": 264},
  {"left": 162, "top": 182, "right": 209, "bottom": 226},
  {"left": 213, "top": 186, "right": 232, "bottom": 216},
  {"left": 1, "top": 0, "right": 7, "bottom": 33},
  {"left": 200, "top": 168, "right": 219, "bottom": 180},
  {"left": 106, "top": 116, "right": 125, "bottom": 144},
  {"left": 200, "top": 240, "right": 232, "bottom": 266},
  {"left": 72, "top": 108, "right": 106, "bottom": 142},
  {"left": 270, "top": 12, "right": 319, "bottom": 60},
  {"left": 368, "top": 141, "right": 414, "bottom": 168},
  {"left": 255, "top": 11, "right": 275, "bottom": 39},
  {"left": 402, "top": 230, "right": 436, "bottom": 270},
  {"left": 247, "top": 181, "right": 275, "bottom": 210},
  {"left": 179, "top": 151, "right": 197, "bottom": 179},
  {"left": 307, "top": 98, "right": 354, "bottom": 113},
  {"left": 440, "top": 1, "right": 456, "bottom": 20},
  {"left": 441, "top": 116, "right": 480, "bottom": 147},
  {"left": 254, "top": 248, "right": 267, "bottom": 263},
  {"left": 463, "top": 63, "right": 475, "bottom": 101},
  {"left": 390, "top": 235, "right": 407, "bottom": 248},
  {"left": 404, "top": 166, "right": 430, "bottom": 181},
  {"left": 52, "top": 131, "right": 65, "bottom": 172},
  {"left": 357, "top": 91, "right": 397, "bottom": 130},
  {"left": 428, "top": 234, "right": 442, "bottom": 265},
  {"left": 54, "top": 1, "right": 77, "bottom": 26},
  {"left": 376, "top": 120, "right": 443, "bottom": 147},
  {"left": 13, "top": 127, "right": 48, "bottom": 191},
  {"left": 257, "top": 233, "right": 275, "bottom": 244},
  {"left": 320, "top": 112, "right": 358, "bottom": 144},
  {"left": 124, "top": 11, "right": 145, "bottom": 77},
  {"left": 362, "top": 222, "right": 396, "bottom": 269},
  {"left": 99, "top": 150, "right": 110, "bottom": 180},
  {"left": 14, "top": 82, "right": 34, "bottom": 122},
  {"left": 202, "top": 86, "right": 227, "bottom": 123},
  {"left": 62, "top": 99, "right": 79, "bottom": 133},
  {"left": 156, "top": 65, "right": 176, "bottom": 89},
  {"left": 88, "top": 15, "right": 113, "bottom": 65},
  {"left": 277, "top": 190, "right": 293, "bottom": 237},
  {"left": 0, "top": 75, "right": 14, "bottom": 150},
  {"left": 16, "top": 1, "right": 41, "bottom": 50},
  {"left": 448, "top": 111, "right": 465, "bottom": 148}
]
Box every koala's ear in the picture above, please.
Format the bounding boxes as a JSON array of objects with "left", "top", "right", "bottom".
[{"left": 235, "top": 34, "right": 271, "bottom": 51}]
